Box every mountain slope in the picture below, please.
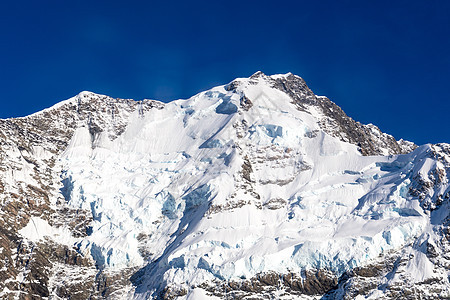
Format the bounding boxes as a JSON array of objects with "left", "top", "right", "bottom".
[{"left": 0, "top": 72, "right": 448, "bottom": 299}]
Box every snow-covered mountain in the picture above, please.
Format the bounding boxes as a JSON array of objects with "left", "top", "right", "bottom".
[{"left": 0, "top": 72, "right": 448, "bottom": 299}]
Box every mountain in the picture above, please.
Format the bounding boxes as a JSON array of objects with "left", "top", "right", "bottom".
[{"left": 0, "top": 72, "right": 448, "bottom": 299}]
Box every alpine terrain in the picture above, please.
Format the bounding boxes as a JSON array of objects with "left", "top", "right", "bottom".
[{"left": 0, "top": 72, "right": 448, "bottom": 299}]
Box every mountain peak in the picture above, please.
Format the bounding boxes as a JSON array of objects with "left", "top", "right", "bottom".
[
  {"left": 249, "top": 71, "right": 297, "bottom": 81},
  {"left": 2, "top": 72, "right": 445, "bottom": 300},
  {"left": 249, "top": 70, "right": 266, "bottom": 79},
  {"left": 221, "top": 72, "right": 415, "bottom": 156}
]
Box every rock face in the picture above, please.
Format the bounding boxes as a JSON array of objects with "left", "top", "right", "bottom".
[{"left": 0, "top": 72, "right": 448, "bottom": 299}]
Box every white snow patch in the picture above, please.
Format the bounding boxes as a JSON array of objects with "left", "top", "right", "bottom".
[{"left": 19, "top": 217, "right": 78, "bottom": 246}]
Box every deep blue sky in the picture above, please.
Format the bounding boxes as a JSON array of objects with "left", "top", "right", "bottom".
[{"left": 1, "top": 1, "right": 449, "bottom": 145}]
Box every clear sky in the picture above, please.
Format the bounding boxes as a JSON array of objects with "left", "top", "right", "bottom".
[{"left": 1, "top": 0, "right": 449, "bottom": 145}]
